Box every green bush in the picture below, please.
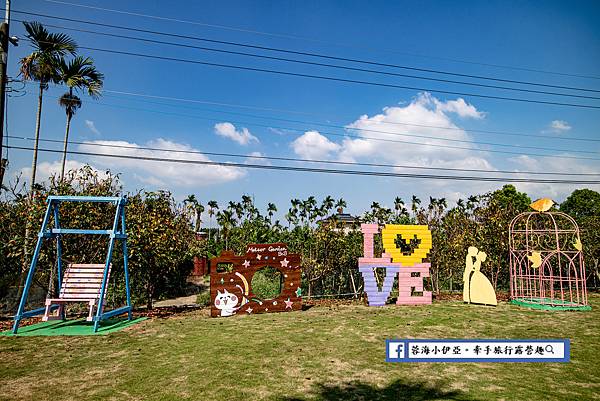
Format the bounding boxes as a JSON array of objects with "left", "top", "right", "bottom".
[
  {"left": 0, "top": 166, "right": 198, "bottom": 309},
  {"left": 196, "top": 291, "right": 211, "bottom": 307},
  {"left": 251, "top": 266, "right": 283, "bottom": 300}
]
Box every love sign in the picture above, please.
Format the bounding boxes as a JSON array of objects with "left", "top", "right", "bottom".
[{"left": 359, "top": 224, "right": 432, "bottom": 306}]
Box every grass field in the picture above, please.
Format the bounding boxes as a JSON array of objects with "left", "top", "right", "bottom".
[{"left": 1, "top": 295, "right": 599, "bottom": 401}]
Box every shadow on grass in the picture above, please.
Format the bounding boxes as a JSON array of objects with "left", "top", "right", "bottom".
[{"left": 278, "top": 379, "right": 476, "bottom": 401}]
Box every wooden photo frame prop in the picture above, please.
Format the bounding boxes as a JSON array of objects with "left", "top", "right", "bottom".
[{"left": 210, "top": 243, "right": 302, "bottom": 317}]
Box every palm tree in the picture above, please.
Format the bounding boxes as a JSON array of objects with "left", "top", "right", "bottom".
[
  {"left": 466, "top": 195, "right": 479, "bottom": 211},
  {"left": 335, "top": 198, "right": 347, "bottom": 214},
  {"left": 20, "top": 22, "right": 77, "bottom": 194},
  {"left": 322, "top": 195, "right": 335, "bottom": 215},
  {"left": 394, "top": 196, "right": 405, "bottom": 218},
  {"left": 267, "top": 202, "right": 277, "bottom": 224},
  {"left": 195, "top": 203, "right": 205, "bottom": 232},
  {"left": 207, "top": 200, "right": 218, "bottom": 240},
  {"left": 241, "top": 195, "right": 253, "bottom": 220},
  {"left": 57, "top": 56, "right": 103, "bottom": 180},
  {"left": 411, "top": 195, "right": 421, "bottom": 214},
  {"left": 304, "top": 196, "right": 317, "bottom": 225},
  {"left": 229, "top": 201, "right": 243, "bottom": 222},
  {"left": 216, "top": 209, "right": 235, "bottom": 249},
  {"left": 285, "top": 208, "right": 298, "bottom": 227},
  {"left": 183, "top": 195, "right": 204, "bottom": 232}
]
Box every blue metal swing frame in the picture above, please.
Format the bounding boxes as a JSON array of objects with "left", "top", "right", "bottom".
[{"left": 12, "top": 195, "right": 132, "bottom": 333}]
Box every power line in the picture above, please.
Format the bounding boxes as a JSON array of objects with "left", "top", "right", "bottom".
[
  {"left": 18, "top": 87, "right": 599, "bottom": 160},
  {"left": 98, "top": 88, "right": 600, "bottom": 143},
  {"left": 40, "top": 0, "right": 600, "bottom": 82},
  {"left": 19, "top": 83, "right": 600, "bottom": 159},
  {"left": 7, "top": 144, "right": 600, "bottom": 184},
  {"left": 48, "top": 43, "right": 600, "bottom": 110},
  {"left": 18, "top": 31, "right": 599, "bottom": 109},
  {"left": 32, "top": 91, "right": 600, "bottom": 161},
  {"left": 12, "top": 19, "right": 600, "bottom": 102},
  {"left": 8, "top": 134, "right": 600, "bottom": 177},
  {"left": 11, "top": 9, "right": 600, "bottom": 94}
]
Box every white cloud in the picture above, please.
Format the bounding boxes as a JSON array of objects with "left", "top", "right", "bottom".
[
  {"left": 432, "top": 96, "right": 486, "bottom": 119},
  {"left": 545, "top": 120, "right": 572, "bottom": 134},
  {"left": 78, "top": 138, "right": 246, "bottom": 187},
  {"left": 19, "top": 160, "right": 107, "bottom": 184},
  {"left": 245, "top": 151, "right": 272, "bottom": 166},
  {"left": 340, "top": 92, "right": 486, "bottom": 164},
  {"left": 290, "top": 130, "right": 341, "bottom": 160},
  {"left": 214, "top": 122, "right": 259, "bottom": 145},
  {"left": 286, "top": 92, "right": 504, "bottom": 204},
  {"left": 507, "top": 154, "right": 600, "bottom": 200},
  {"left": 85, "top": 120, "right": 101, "bottom": 135}
]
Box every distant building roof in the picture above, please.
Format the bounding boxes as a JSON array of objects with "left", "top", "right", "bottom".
[{"left": 317, "top": 213, "right": 359, "bottom": 226}]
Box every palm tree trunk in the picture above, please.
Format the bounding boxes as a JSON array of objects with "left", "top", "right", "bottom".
[
  {"left": 60, "top": 113, "right": 72, "bottom": 181},
  {"left": 29, "top": 83, "right": 44, "bottom": 197}
]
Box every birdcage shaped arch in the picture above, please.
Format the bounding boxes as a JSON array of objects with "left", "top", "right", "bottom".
[{"left": 509, "top": 211, "right": 589, "bottom": 310}]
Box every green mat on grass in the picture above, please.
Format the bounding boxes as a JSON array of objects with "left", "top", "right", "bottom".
[{"left": 1, "top": 317, "right": 147, "bottom": 336}]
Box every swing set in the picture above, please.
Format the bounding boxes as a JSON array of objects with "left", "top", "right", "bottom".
[{"left": 12, "top": 196, "right": 132, "bottom": 334}]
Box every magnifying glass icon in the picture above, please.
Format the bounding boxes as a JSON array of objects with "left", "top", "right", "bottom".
[{"left": 545, "top": 345, "right": 554, "bottom": 354}]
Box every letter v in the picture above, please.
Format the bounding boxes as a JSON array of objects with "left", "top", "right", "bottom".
[{"left": 359, "top": 265, "right": 400, "bottom": 306}]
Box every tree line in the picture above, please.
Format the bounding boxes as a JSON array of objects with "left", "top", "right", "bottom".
[{"left": 1, "top": 166, "right": 598, "bottom": 311}]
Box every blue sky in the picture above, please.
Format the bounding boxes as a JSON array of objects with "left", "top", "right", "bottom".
[{"left": 4, "top": 0, "right": 600, "bottom": 218}]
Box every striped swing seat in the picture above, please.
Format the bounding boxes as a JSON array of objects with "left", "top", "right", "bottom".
[{"left": 43, "top": 263, "right": 111, "bottom": 322}]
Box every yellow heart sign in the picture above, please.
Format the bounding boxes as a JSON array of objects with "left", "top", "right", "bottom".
[{"left": 381, "top": 224, "right": 432, "bottom": 265}]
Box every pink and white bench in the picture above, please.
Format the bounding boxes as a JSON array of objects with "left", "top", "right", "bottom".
[{"left": 43, "top": 263, "right": 111, "bottom": 322}]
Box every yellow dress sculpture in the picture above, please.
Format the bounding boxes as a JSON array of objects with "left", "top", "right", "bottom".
[
  {"left": 463, "top": 246, "right": 497, "bottom": 306},
  {"left": 463, "top": 246, "right": 478, "bottom": 303}
]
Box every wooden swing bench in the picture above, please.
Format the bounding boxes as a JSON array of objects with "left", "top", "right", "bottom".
[{"left": 43, "top": 263, "right": 111, "bottom": 322}]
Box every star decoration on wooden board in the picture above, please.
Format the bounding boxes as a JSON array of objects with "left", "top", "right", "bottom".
[
  {"left": 243, "top": 260, "right": 250, "bottom": 268},
  {"left": 280, "top": 258, "right": 289, "bottom": 267},
  {"left": 256, "top": 254, "right": 262, "bottom": 260},
  {"left": 246, "top": 307, "right": 253, "bottom": 314},
  {"left": 284, "top": 298, "right": 293, "bottom": 309}
]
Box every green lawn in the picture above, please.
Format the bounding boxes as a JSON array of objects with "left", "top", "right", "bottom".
[{"left": 1, "top": 295, "right": 599, "bottom": 401}]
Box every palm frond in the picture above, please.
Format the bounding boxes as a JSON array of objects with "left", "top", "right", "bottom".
[
  {"left": 20, "top": 22, "right": 77, "bottom": 85},
  {"left": 23, "top": 21, "right": 77, "bottom": 55},
  {"left": 58, "top": 55, "right": 104, "bottom": 98},
  {"left": 58, "top": 92, "right": 82, "bottom": 117}
]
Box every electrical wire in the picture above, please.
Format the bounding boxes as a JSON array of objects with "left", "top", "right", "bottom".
[
  {"left": 33, "top": 2, "right": 600, "bottom": 82},
  {"left": 8, "top": 134, "right": 600, "bottom": 177},
  {"left": 18, "top": 82, "right": 600, "bottom": 160},
  {"left": 18, "top": 80, "right": 598, "bottom": 143},
  {"left": 98, "top": 89, "right": 600, "bottom": 143},
  {"left": 17, "top": 86, "right": 600, "bottom": 160},
  {"left": 43, "top": 94, "right": 600, "bottom": 160},
  {"left": 18, "top": 32, "right": 598, "bottom": 108},
  {"left": 45, "top": 43, "right": 600, "bottom": 110},
  {"left": 16, "top": 86, "right": 596, "bottom": 156},
  {"left": 6, "top": 144, "right": 600, "bottom": 184},
  {"left": 12, "top": 18, "right": 600, "bottom": 101},
  {"left": 11, "top": 9, "right": 600, "bottom": 94}
]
